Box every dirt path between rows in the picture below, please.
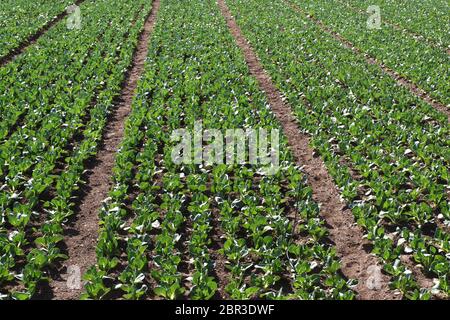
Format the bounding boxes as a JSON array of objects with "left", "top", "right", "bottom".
[
  {"left": 49, "top": 0, "right": 161, "bottom": 300},
  {"left": 285, "top": 1, "right": 449, "bottom": 123},
  {"left": 217, "top": 0, "right": 399, "bottom": 300},
  {"left": 0, "top": 0, "right": 86, "bottom": 67}
]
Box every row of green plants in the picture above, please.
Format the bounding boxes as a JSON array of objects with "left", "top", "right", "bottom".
[
  {"left": 226, "top": 0, "right": 449, "bottom": 299},
  {"left": 83, "top": 0, "right": 355, "bottom": 300},
  {"left": 0, "top": 0, "right": 154, "bottom": 299},
  {"left": 340, "top": 0, "right": 450, "bottom": 49},
  {"left": 0, "top": 0, "right": 74, "bottom": 58},
  {"left": 289, "top": 0, "right": 449, "bottom": 106}
]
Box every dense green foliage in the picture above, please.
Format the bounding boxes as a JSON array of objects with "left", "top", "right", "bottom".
[
  {"left": 290, "top": 0, "right": 450, "bottom": 106},
  {"left": 341, "top": 0, "right": 450, "bottom": 49},
  {"left": 0, "top": 0, "right": 74, "bottom": 58}
]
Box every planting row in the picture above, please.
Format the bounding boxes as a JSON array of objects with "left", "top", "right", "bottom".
[
  {"left": 226, "top": 0, "right": 450, "bottom": 299},
  {"left": 82, "top": 0, "right": 355, "bottom": 300},
  {"left": 0, "top": 0, "right": 154, "bottom": 299}
]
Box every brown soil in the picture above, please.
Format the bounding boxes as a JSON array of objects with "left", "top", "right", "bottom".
[
  {"left": 210, "top": 207, "right": 230, "bottom": 299},
  {"left": 48, "top": 0, "right": 161, "bottom": 300},
  {"left": 0, "top": 0, "right": 86, "bottom": 67},
  {"left": 217, "top": 0, "right": 400, "bottom": 300},
  {"left": 285, "top": 1, "right": 449, "bottom": 123}
]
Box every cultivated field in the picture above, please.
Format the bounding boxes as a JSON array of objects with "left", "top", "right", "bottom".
[{"left": 0, "top": 0, "right": 449, "bottom": 301}]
